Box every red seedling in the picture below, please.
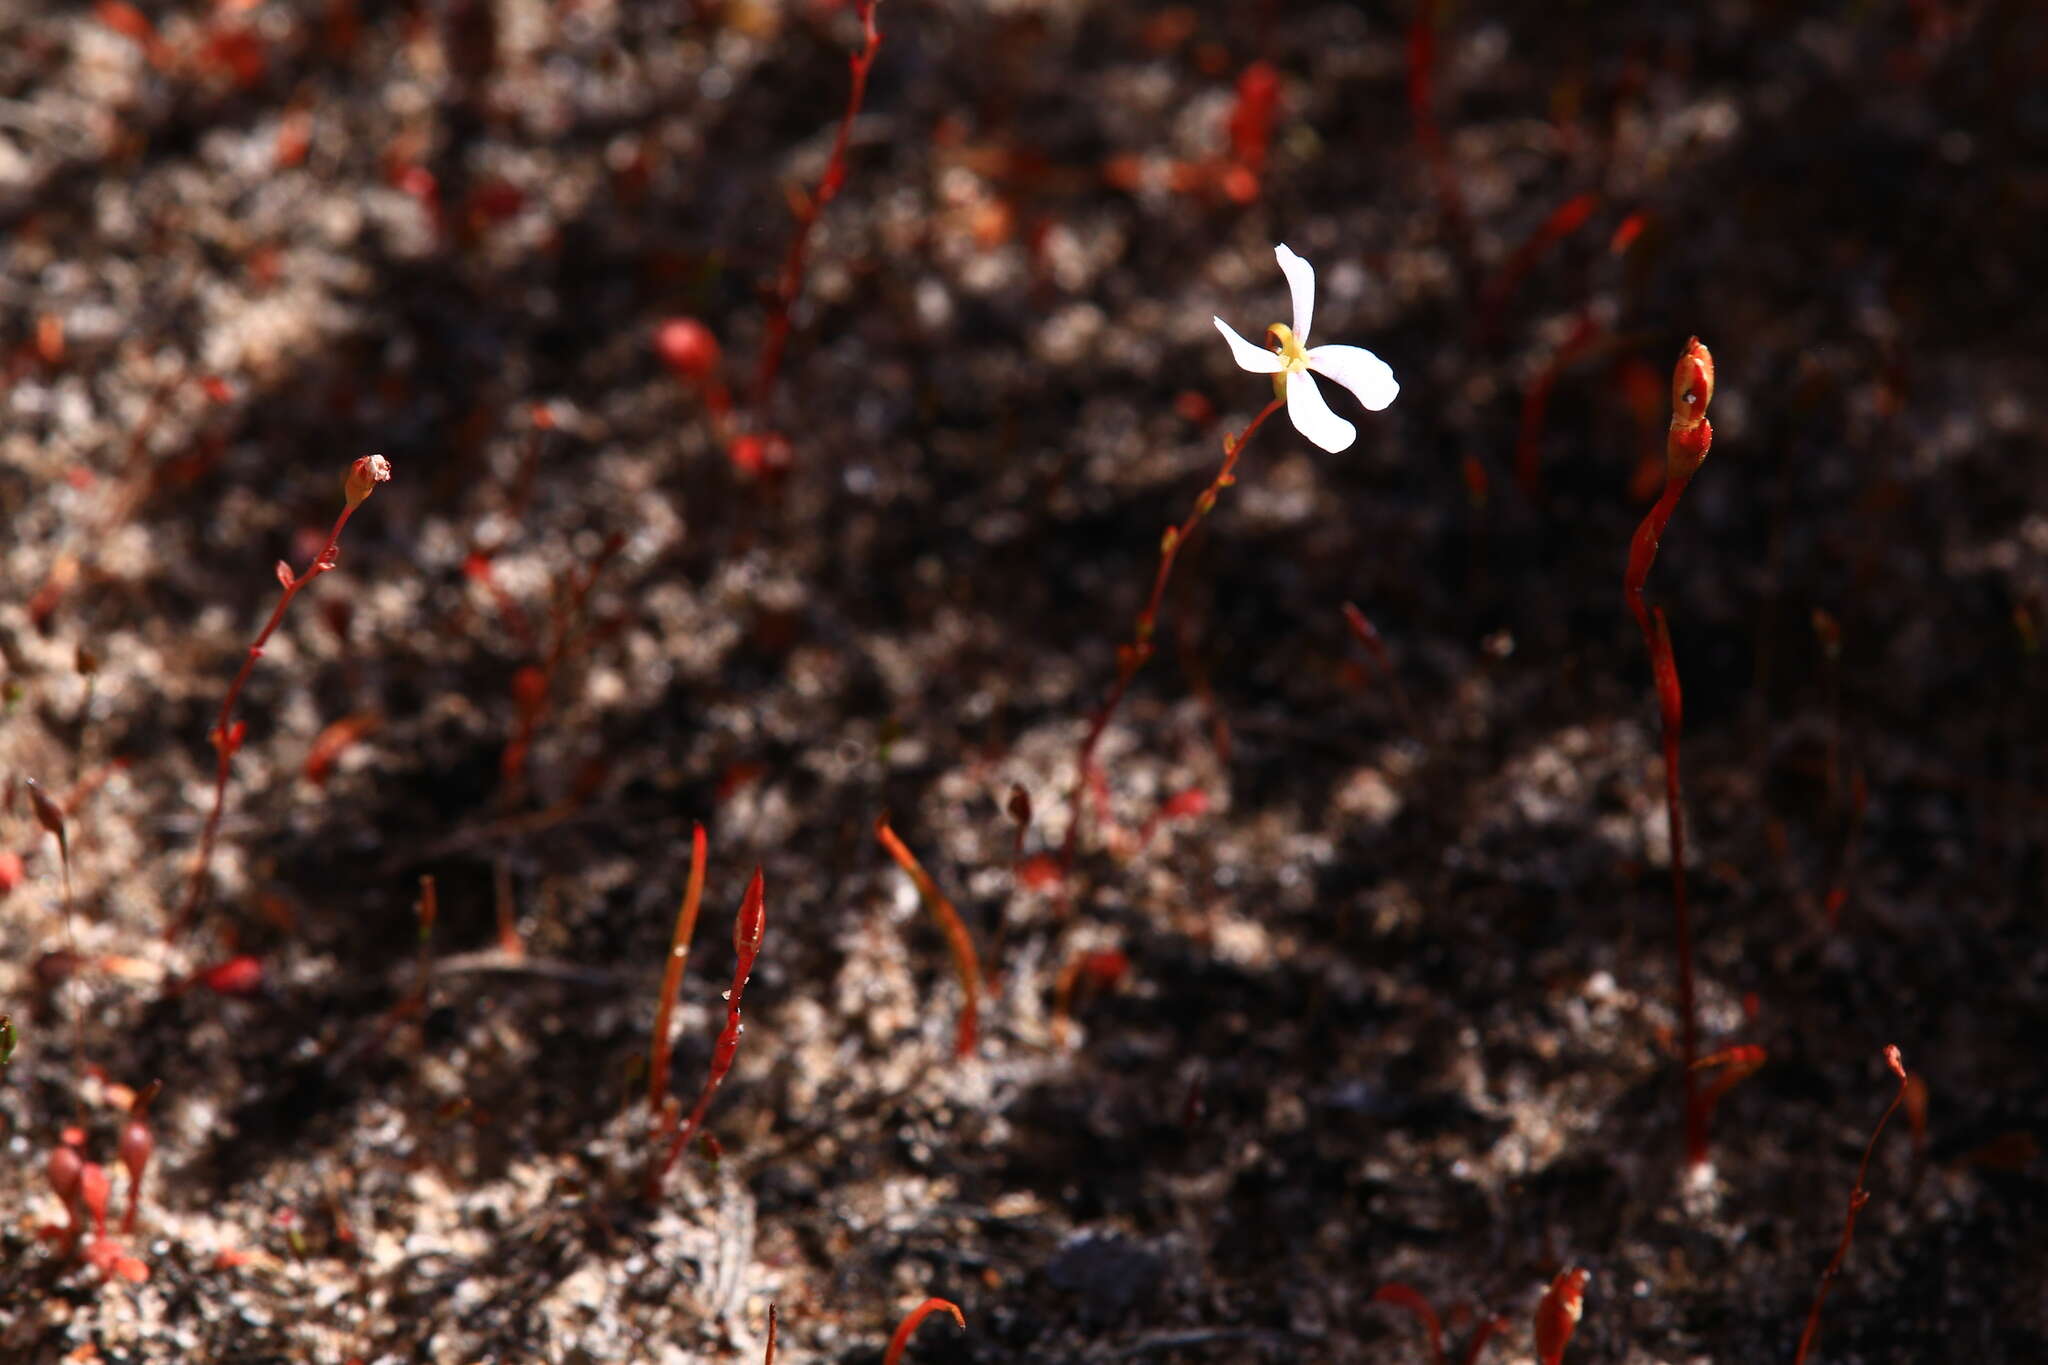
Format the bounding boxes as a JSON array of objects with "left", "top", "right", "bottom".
[
  {"left": 47, "top": 1141, "right": 84, "bottom": 1255},
  {"left": 1221, "top": 61, "right": 1281, "bottom": 203},
  {"left": 1342, "top": 600, "right": 1419, "bottom": 734},
  {"left": 656, "top": 318, "right": 732, "bottom": 422},
  {"left": 1049, "top": 949, "right": 1129, "bottom": 1049},
  {"left": 1371, "top": 1283, "right": 1507, "bottom": 1365},
  {"left": 497, "top": 531, "right": 624, "bottom": 802},
  {"left": 84, "top": 1234, "right": 149, "bottom": 1283},
  {"left": 1623, "top": 338, "right": 1714, "bottom": 1166},
  {"left": 1516, "top": 312, "right": 1603, "bottom": 498},
  {"left": 1534, "top": 1266, "right": 1589, "bottom": 1365},
  {"left": 303, "top": 710, "right": 382, "bottom": 787},
  {"left": 1371, "top": 1283, "right": 1444, "bottom": 1365},
  {"left": 648, "top": 823, "right": 709, "bottom": 1114},
  {"left": 118, "top": 1079, "right": 161, "bottom": 1234},
  {"left": 174, "top": 455, "right": 392, "bottom": 939},
  {"left": 650, "top": 869, "right": 766, "bottom": 1197},
  {"left": 78, "top": 1160, "right": 111, "bottom": 1238},
  {"left": 1406, "top": 0, "right": 1474, "bottom": 276},
  {"left": 26, "top": 777, "right": 86, "bottom": 1095},
  {"left": 1825, "top": 768, "right": 1869, "bottom": 930},
  {"left": 882, "top": 1297, "right": 965, "bottom": 1365},
  {"left": 752, "top": 0, "right": 883, "bottom": 413},
  {"left": 192, "top": 953, "right": 264, "bottom": 997},
  {"left": 1691, "top": 1044, "right": 1767, "bottom": 1133},
  {"left": 875, "top": 819, "right": 986, "bottom": 1060},
  {"left": 1059, "top": 395, "right": 1288, "bottom": 881},
  {"left": 1478, "top": 193, "right": 1600, "bottom": 344},
  {"left": 763, "top": 1303, "right": 778, "bottom": 1365},
  {"left": 1793, "top": 1046, "right": 1911, "bottom": 1365}
]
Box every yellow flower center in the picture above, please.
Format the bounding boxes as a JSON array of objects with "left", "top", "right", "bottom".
[{"left": 1265, "top": 322, "right": 1311, "bottom": 397}]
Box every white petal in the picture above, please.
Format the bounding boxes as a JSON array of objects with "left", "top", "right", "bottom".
[
  {"left": 1212, "top": 316, "right": 1285, "bottom": 373},
  {"left": 1275, "top": 244, "right": 1315, "bottom": 343},
  {"left": 1306, "top": 344, "right": 1399, "bottom": 412},
  {"left": 1285, "top": 369, "right": 1355, "bottom": 453}
]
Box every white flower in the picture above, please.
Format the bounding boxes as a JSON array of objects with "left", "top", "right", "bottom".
[{"left": 1213, "top": 244, "right": 1398, "bottom": 453}]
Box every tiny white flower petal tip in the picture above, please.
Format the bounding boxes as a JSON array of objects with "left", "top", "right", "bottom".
[{"left": 1213, "top": 245, "right": 1397, "bottom": 451}]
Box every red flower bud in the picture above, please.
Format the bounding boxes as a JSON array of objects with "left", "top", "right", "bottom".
[
  {"left": 48, "top": 1144, "right": 83, "bottom": 1201},
  {"left": 78, "top": 1162, "right": 111, "bottom": 1232},
  {"left": 655, "top": 318, "right": 721, "bottom": 380},
  {"left": 344, "top": 453, "right": 392, "bottom": 508}
]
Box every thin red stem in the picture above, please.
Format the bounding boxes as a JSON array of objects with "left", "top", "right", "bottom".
[
  {"left": 1624, "top": 338, "right": 1714, "bottom": 1165},
  {"left": 875, "top": 819, "right": 985, "bottom": 1059},
  {"left": 648, "top": 822, "right": 709, "bottom": 1111},
  {"left": 173, "top": 499, "right": 364, "bottom": 939},
  {"left": 751, "top": 0, "right": 882, "bottom": 411},
  {"left": 882, "top": 1298, "right": 965, "bottom": 1365},
  {"left": 1794, "top": 1047, "right": 1911, "bottom": 1365},
  {"left": 1058, "top": 395, "right": 1285, "bottom": 881}
]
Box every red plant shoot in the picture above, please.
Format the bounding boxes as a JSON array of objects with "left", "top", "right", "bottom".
[
  {"left": 1058, "top": 394, "right": 1288, "bottom": 882},
  {"left": 882, "top": 1297, "right": 965, "bottom": 1365},
  {"left": 1342, "top": 600, "right": 1419, "bottom": 733},
  {"left": 174, "top": 455, "right": 391, "bottom": 939},
  {"left": 752, "top": 0, "right": 883, "bottom": 413},
  {"left": 1371, "top": 1283, "right": 1506, "bottom": 1365},
  {"left": 1623, "top": 338, "right": 1714, "bottom": 1165},
  {"left": 1793, "top": 1046, "right": 1911, "bottom": 1365},
  {"left": 875, "top": 819, "right": 986, "bottom": 1060},
  {"left": 1372, "top": 1283, "right": 1445, "bottom": 1365},
  {"left": 651, "top": 869, "right": 766, "bottom": 1196},
  {"left": 118, "top": 1079, "right": 161, "bottom": 1235},
  {"left": 1691, "top": 1044, "right": 1767, "bottom": 1133},
  {"left": 1534, "top": 1266, "right": 1589, "bottom": 1365},
  {"left": 1516, "top": 311, "right": 1602, "bottom": 498},
  {"left": 1478, "top": 192, "right": 1600, "bottom": 344},
  {"left": 648, "top": 822, "right": 709, "bottom": 1113}
]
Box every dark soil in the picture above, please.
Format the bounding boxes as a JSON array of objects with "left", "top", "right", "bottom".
[{"left": 3, "top": 1, "right": 2046, "bottom": 1362}]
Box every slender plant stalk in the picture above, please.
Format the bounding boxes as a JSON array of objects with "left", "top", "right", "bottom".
[
  {"left": 1623, "top": 338, "right": 1714, "bottom": 1165},
  {"left": 1794, "top": 1046, "right": 1911, "bottom": 1365},
  {"left": 875, "top": 819, "right": 985, "bottom": 1060},
  {"left": 1058, "top": 395, "right": 1286, "bottom": 879},
  {"left": 650, "top": 868, "right": 766, "bottom": 1197},
  {"left": 173, "top": 455, "right": 391, "bottom": 939},
  {"left": 882, "top": 1298, "right": 965, "bottom": 1365},
  {"left": 648, "top": 822, "right": 709, "bottom": 1112},
  {"left": 26, "top": 779, "right": 83, "bottom": 1111},
  {"left": 752, "top": 0, "right": 883, "bottom": 410}
]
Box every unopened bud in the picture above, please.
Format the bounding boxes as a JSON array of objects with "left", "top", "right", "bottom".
[
  {"left": 733, "top": 870, "right": 766, "bottom": 959},
  {"left": 48, "top": 1143, "right": 83, "bottom": 1200},
  {"left": 344, "top": 454, "right": 392, "bottom": 509},
  {"left": 25, "top": 778, "right": 64, "bottom": 842},
  {"left": 78, "top": 1162, "right": 111, "bottom": 1228},
  {"left": 1670, "top": 337, "right": 1715, "bottom": 425},
  {"left": 276, "top": 560, "right": 296, "bottom": 589},
  {"left": 655, "top": 318, "right": 721, "bottom": 380}
]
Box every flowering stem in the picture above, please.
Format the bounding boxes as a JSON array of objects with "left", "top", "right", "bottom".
[
  {"left": 751, "top": 0, "right": 882, "bottom": 412},
  {"left": 1794, "top": 1046, "right": 1911, "bottom": 1365},
  {"left": 1058, "top": 395, "right": 1284, "bottom": 883},
  {"left": 1624, "top": 340, "right": 1713, "bottom": 1165},
  {"left": 172, "top": 457, "right": 389, "bottom": 940}
]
